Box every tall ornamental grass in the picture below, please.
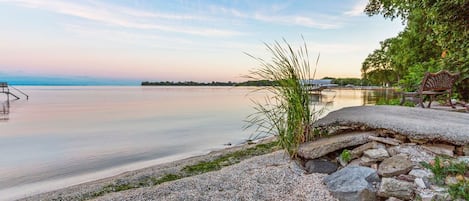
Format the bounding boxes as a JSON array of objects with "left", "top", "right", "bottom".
[{"left": 245, "top": 39, "right": 320, "bottom": 158}]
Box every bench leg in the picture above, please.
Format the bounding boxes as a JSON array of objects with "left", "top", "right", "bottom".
[
  {"left": 427, "top": 95, "right": 433, "bottom": 108},
  {"left": 419, "top": 94, "right": 425, "bottom": 108},
  {"left": 449, "top": 92, "right": 455, "bottom": 109}
]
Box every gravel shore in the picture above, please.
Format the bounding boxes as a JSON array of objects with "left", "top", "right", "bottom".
[
  {"left": 21, "top": 138, "right": 336, "bottom": 201},
  {"left": 91, "top": 151, "right": 337, "bottom": 201}
]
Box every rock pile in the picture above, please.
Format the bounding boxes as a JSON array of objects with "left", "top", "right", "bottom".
[{"left": 298, "top": 130, "right": 469, "bottom": 201}]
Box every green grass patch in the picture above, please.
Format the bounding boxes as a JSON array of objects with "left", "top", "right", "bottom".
[
  {"left": 152, "top": 174, "right": 182, "bottom": 185},
  {"left": 420, "top": 157, "right": 468, "bottom": 185},
  {"left": 448, "top": 180, "right": 469, "bottom": 200},
  {"left": 421, "top": 156, "right": 469, "bottom": 200},
  {"left": 182, "top": 141, "right": 279, "bottom": 175}
]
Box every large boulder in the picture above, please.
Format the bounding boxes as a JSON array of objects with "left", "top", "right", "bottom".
[
  {"left": 323, "top": 166, "right": 380, "bottom": 201},
  {"left": 298, "top": 132, "right": 377, "bottom": 159}
]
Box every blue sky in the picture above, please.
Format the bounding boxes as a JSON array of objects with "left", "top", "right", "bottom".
[{"left": 0, "top": 0, "right": 403, "bottom": 84}]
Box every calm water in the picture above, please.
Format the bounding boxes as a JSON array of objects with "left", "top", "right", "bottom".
[{"left": 0, "top": 86, "right": 396, "bottom": 199}]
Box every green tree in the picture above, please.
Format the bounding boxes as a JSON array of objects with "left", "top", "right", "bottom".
[{"left": 364, "top": 0, "right": 469, "bottom": 100}]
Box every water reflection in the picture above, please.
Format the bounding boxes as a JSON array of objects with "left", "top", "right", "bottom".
[
  {"left": 0, "top": 100, "right": 9, "bottom": 121},
  {"left": 310, "top": 89, "right": 398, "bottom": 118}
]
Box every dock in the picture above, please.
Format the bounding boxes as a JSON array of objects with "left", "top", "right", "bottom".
[{"left": 0, "top": 82, "right": 29, "bottom": 100}]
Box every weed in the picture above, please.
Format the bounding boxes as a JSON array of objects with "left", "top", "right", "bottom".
[
  {"left": 448, "top": 180, "right": 469, "bottom": 200},
  {"left": 245, "top": 38, "right": 322, "bottom": 158},
  {"left": 152, "top": 174, "right": 182, "bottom": 185},
  {"left": 340, "top": 149, "right": 352, "bottom": 163},
  {"left": 182, "top": 141, "right": 278, "bottom": 175},
  {"left": 421, "top": 156, "right": 469, "bottom": 200}
]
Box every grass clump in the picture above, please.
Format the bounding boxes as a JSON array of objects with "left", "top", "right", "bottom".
[
  {"left": 152, "top": 174, "right": 182, "bottom": 185},
  {"left": 182, "top": 141, "right": 278, "bottom": 175},
  {"left": 448, "top": 180, "right": 469, "bottom": 200},
  {"left": 420, "top": 156, "right": 469, "bottom": 200},
  {"left": 245, "top": 38, "right": 322, "bottom": 158}
]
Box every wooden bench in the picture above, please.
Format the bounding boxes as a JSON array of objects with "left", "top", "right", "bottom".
[{"left": 400, "top": 70, "right": 459, "bottom": 108}]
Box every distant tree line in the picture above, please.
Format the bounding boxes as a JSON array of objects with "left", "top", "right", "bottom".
[
  {"left": 322, "top": 77, "right": 372, "bottom": 86},
  {"left": 141, "top": 80, "right": 277, "bottom": 86}
]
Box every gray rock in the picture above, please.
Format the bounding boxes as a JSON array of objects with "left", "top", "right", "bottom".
[
  {"left": 457, "top": 156, "right": 469, "bottom": 164},
  {"left": 387, "top": 145, "right": 434, "bottom": 164},
  {"left": 378, "top": 178, "right": 415, "bottom": 200},
  {"left": 314, "top": 106, "right": 469, "bottom": 146},
  {"left": 408, "top": 169, "right": 433, "bottom": 179},
  {"left": 418, "top": 191, "right": 435, "bottom": 201},
  {"left": 324, "top": 166, "right": 380, "bottom": 201},
  {"left": 414, "top": 178, "right": 426, "bottom": 189},
  {"left": 368, "top": 136, "right": 400, "bottom": 146},
  {"left": 305, "top": 159, "right": 338, "bottom": 174},
  {"left": 363, "top": 148, "right": 389, "bottom": 161},
  {"left": 360, "top": 156, "right": 378, "bottom": 166},
  {"left": 298, "top": 132, "right": 377, "bottom": 159},
  {"left": 378, "top": 155, "right": 414, "bottom": 177},
  {"left": 421, "top": 144, "right": 455, "bottom": 157},
  {"left": 350, "top": 141, "right": 383, "bottom": 159}
]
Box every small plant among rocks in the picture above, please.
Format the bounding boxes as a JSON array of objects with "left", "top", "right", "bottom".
[
  {"left": 339, "top": 149, "right": 352, "bottom": 164},
  {"left": 420, "top": 156, "right": 469, "bottom": 200}
]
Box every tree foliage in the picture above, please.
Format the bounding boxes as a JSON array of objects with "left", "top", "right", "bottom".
[{"left": 362, "top": 0, "right": 469, "bottom": 100}]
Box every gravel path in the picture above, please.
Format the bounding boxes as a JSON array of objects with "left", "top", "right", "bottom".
[{"left": 91, "top": 151, "right": 337, "bottom": 201}]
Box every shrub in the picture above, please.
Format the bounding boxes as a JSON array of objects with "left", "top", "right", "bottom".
[{"left": 245, "top": 38, "right": 322, "bottom": 158}]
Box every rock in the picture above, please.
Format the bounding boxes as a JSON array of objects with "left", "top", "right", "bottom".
[
  {"left": 370, "top": 163, "right": 378, "bottom": 170},
  {"left": 464, "top": 145, "right": 469, "bottom": 156},
  {"left": 363, "top": 148, "right": 389, "bottom": 161},
  {"left": 455, "top": 146, "right": 464, "bottom": 156},
  {"left": 324, "top": 166, "right": 380, "bottom": 201},
  {"left": 386, "top": 197, "right": 404, "bottom": 201},
  {"left": 397, "top": 174, "right": 415, "bottom": 182},
  {"left": 360, "top": 156, "right": 378, "bottom": 166},
  {"left": 421, "top": 144, "right": 455, "bottom": 157},
  {"left": 409, "top": 169, "right": 434, "bottom": 179},
  {"left": 408, "top": 137, "right": 428, "bottom": 144},
  {"left": 418, "top": 191, "right": 435, "bottom": 201},
  {"left": 338, "top": 156, "right": 348, "bottom": 166},
  {"left": 457, "top": 156, "right": 469, "bottom": 164},
  {"left": 368, "top": 136, "right": 400, "bottom": 146},
  {"left": 350, "top": 141, "right": 384, "bottom": 159},
  {"left": 347, "top": 158, "right": 361, "bottom": 167},
  {"left": 304, "top": 159, "right": 338, "bottom": 174},
  {"left": 298, "top": 132, "right": 377, "bottom": 159},
  {"left": 378, "top": 178, "right": 415, "bottom": 200},
  {"left": 445, "top": 176, "right": 458, "bottom": 185},
  {"left": 378, "top": 155, "right": 414, "bottom": 177},
  {"left": 393, "top": 134, "right": 408, "bottom": 142},
  {"left": 415, "top": 178, "right": 426, "bottom": 189},
  {"left": 387, "top": 145, "right": 434, "bottom": 164}
]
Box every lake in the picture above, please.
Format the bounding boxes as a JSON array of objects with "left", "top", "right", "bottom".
[{"left": 0, "top": 86, "right": 397, "bottom": 199}]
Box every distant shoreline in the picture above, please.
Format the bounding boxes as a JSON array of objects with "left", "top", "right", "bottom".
[{"left": 141, "top": 80, "right": 275, "bottom": 87}]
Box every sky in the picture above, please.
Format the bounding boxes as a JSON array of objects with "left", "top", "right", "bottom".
[{"left": 0, "top": 0, "right": 404, "bottom": 84}]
